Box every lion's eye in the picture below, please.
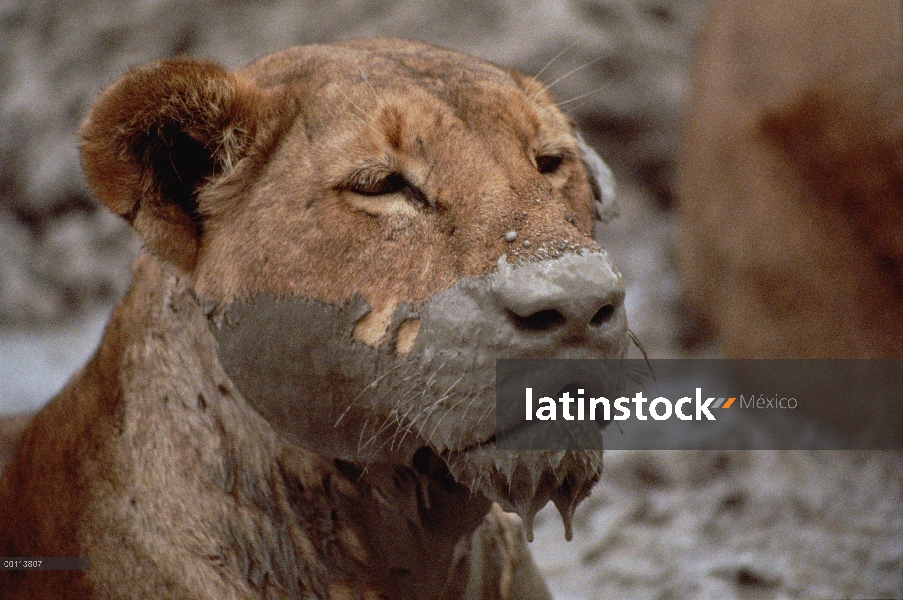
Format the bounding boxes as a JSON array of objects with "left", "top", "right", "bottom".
[
  {"left": 536, "top": 154, "right": 564, "bottom": 174},
  {"left": 345, "top": 172, "right": 435, "bottom": 209},
  {"left": 350, "top": 173, "right": 407, "bottom": 196}
]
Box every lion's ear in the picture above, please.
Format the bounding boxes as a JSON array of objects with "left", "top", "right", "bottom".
[
  {"left": 575, "top": 133, "right": 618, "bottom": 223},
  {"left": 80, "top": 57, "right": 265, "bottom": 272}
]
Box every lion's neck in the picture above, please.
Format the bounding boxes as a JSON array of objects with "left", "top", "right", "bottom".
[
  {"left": 265, "top": 447, "right": 492, "bottom": 599},
  {"left": 115, "top": 254, "right": 492, "bottom": 599}
]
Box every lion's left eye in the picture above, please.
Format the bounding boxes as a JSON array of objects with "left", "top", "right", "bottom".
[
  {"left": 349, "top": 173, "right": 407, "bottom": 196},
  {"left": 536, "top": 154, "right": 564, "bottom": 174},
  {"left": 346, "top": 172, "right": 435, "bottom": 210}
]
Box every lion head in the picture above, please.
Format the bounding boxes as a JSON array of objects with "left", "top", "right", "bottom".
[{"left": 80, "top": 39, "right": 628, "bottom": 540}]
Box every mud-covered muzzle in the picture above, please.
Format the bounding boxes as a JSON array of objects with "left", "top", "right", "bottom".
[{"left": 208, "top": 250, "right": 627, "bottom": 538}]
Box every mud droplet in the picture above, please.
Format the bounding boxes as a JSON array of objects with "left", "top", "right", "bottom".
[
  {"left": 552, "top": 479, "right": 578, "bottom": 541},
  {"left": 504, "top": 230, "right": 518, "bottom": 242},
  {"left": 417, "top": 473, "right": 432, "bottom": 511},
  {"left": 559, "top": 506, "right": 574, "bottom": 542},
  {"left": 521, "top": 507, "right": 537, "bottom": 543}
]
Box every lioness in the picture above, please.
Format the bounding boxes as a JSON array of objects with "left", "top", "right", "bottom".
[{"left": 0, "top": 39, "right": 627, "bottom": 599}]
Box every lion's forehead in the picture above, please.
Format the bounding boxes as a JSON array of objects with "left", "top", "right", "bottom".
[
  {"left": 244, "top": 41, "right": 561, "bottom": 140},
  {"left": 245, "top": 40, "right": 517, "bottom": 93}
]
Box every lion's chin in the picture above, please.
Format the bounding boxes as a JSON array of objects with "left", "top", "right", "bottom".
[{"left": 443, "top": 445, "right": 603, "bottom": 542}]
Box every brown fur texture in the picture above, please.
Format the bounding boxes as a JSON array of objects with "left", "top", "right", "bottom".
[
  {"left": 676, "top": 0, "right": 903, "bottom": 438},
  {"left": 0, "top": 413, "right": 31, "bottom": 473},
  {"left": 2, "top": 257, "right": 548, "bottom": 599},
  {"left": 0, "top": 40, "right": 623, "bottom": 598},
  {"left": 82, "top": 41, "right": 599, "bottom": 317}
]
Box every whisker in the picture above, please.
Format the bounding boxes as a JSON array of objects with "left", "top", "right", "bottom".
[
  {"left": 629, "top": 328, "right": 649, "bottom": 361},
  {"left": 390, "top": 382, "right": 435, "bottom": 448},
  {"left": 361, "top": 390, "right": 421, "bottom": 452},
  {"left": 427, "top": 389, "right": 482, "bottom": 444},
  {"left": 530, "top": 54, "right": 609, "bottom": 102},
  {"left": 357, "top": 69, "right": 391, "bottom": 132},
  {"left": 532, "top": 39, "right": 582, "bottom": 83},
  {"left": 359, "top": 70, "right": 383, "bottom": 106},
  {"left": 360, "top": 414, "right": 398, "bottom": 452},
  {"left": 553, "top": 81, "right": 612, "bottom": 110},
  {"left": 356, "top": 415, "right": 372, "bottom": 455},
  {"left": 391, "top": 390, "right": 428, "bottom": 451},
  {"left": 381, "top": 382, "right": 435, "bottom": 454},
  {"left": 412, "top": 375, "right": 466, "bottom": 448},
  {"left": 436, "top": 374, "right": 466, "bottom": 406},
  {"left": 413, "top": 351, "right": 460, "bottom": 419},
  {"left": 334, "top": 359, "right": 411, "bottom": 428},
  {"left": 475, "top": 403, "right": 494, "bottom": 427},
  {"left": 446, "top": 382, "right": 477, "bottom": 413},
  {"left": 337, "top": 89, "right": 383, "bottom": 137}
]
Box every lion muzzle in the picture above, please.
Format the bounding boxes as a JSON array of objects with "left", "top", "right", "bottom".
[{"left": 208, "top": 251, "right": 626, "bottom": 540}]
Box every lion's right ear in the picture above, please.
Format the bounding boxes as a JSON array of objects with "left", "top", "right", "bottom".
[
  {"left": 80, "top": 57, "right": 266, "bottom": 272},
  {"left": 575, "top": 133, "right": 618, "bottom": 224}
]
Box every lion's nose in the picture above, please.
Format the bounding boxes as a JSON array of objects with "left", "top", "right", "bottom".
[{"left": 491, "top": 253, "right": 626, "bottom": 347}]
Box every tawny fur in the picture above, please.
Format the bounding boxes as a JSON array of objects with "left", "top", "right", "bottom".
[{"left": 0, "top": 40, "right": 616, "bottom": 599}]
